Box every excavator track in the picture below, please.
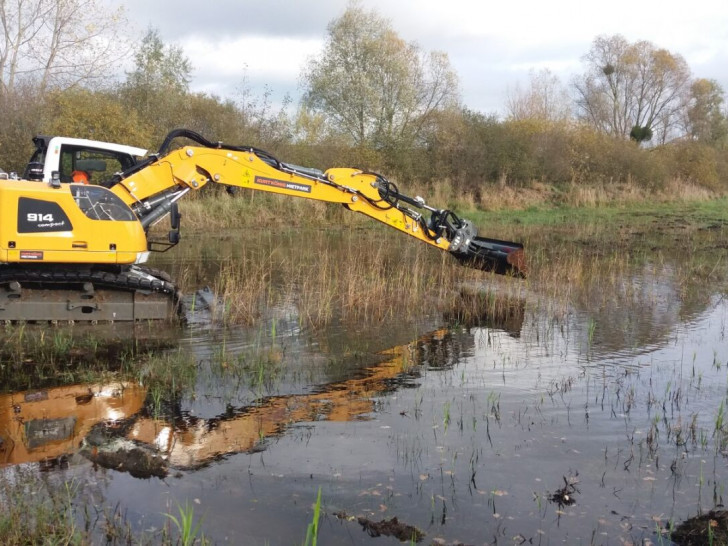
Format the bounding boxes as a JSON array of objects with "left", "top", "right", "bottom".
[{"left": 0, "top": 265, "right": 179, "bottom": 322}]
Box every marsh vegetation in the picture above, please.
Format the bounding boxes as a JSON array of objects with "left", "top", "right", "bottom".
[{"left": 1, "top": 200, "right": 728, "bottom": 544}]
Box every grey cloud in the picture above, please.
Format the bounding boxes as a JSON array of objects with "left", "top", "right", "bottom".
[
  {"left": 116, "top": 0, "right": 344, "bottom": 40},
  {"left": 110, "top": 1, "right": 728, "bottom": 117}
]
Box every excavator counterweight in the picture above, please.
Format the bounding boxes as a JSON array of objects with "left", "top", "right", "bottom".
[{"left": 0, "top": 129, "right": 525, "bottom": 321}]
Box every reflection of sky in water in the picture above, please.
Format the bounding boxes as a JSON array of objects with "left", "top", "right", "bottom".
[
  {"left": 465, "top": 263, "right": 721, "bottom": 389},
  {"left": 82, "top": 293, "right": 727, "bottom": 544}
]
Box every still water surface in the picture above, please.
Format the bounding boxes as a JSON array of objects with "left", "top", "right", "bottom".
[{"left": 1, "top": 228, "right": 727, "bottom": 545}]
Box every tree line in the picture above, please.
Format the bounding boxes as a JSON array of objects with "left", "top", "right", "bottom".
[{"left": 1, "top": 1, "right": 726, "bottom": 196}]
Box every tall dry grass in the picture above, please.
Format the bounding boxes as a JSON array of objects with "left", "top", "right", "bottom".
[{"left": 173, "top": 228, "right": 525, "bottom": 328}]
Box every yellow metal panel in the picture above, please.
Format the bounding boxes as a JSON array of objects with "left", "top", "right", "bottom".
[{"left": 0, "top": 180, "right": 147, "bottom": 264}]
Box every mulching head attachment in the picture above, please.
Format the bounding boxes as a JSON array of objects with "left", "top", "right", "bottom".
[
  {"left": 451, "top": 236, "right": 526, "bottom": 276},
  {"left": 445, "top": 219, "right": 526, "bottom": 277}
]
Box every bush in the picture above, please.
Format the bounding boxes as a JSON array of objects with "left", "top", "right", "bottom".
[{"left": 659, "top": 141, "right": 725, "bottom": 191}]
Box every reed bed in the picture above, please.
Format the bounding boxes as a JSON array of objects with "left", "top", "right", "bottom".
[
  {"left": 167, "top": 191, "right": 728, "bottom": 335},
  {"left": 211, "top": 252, "right": 279, "bottom": 325},
  {"left": 175, "top": 227, "right": 520, "bottom": 329},
  {"left": 0, "top": 469, "right": 82, "bottom": 544},
  {"left": 154, "top": 176, "right": 728, "bottom": 333},
  {"left": 0, "top": 466, "right": 210, "bottom": 545}
]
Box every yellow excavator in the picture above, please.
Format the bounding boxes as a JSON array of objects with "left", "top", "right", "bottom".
[{"left": 0, "top": 129, "right": 525, "bottom": 321}]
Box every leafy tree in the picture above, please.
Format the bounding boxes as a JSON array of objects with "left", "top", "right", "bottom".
[
  {"left": 685, "top": 78, "right": 727, "bottom": 146},
  {"left": 40, "top": 88, "right": 152, "bottom": 146},
  {"left": 573, "top": 34, "right": 691, "bottom": 143},
  {"left": 0, "top": 0, "right": 128, "bottom": 95},
  {"left": 125, "top": 28, "right": 192, "bottom": 95},
  {"left": 301, "top": 4, "right": 460, "bottom": 156},
  {"left": 176, "top": 93, "right": 246, "bottom": 145},
  {"left": 0, "top": 84, "right": 44, "bottom": 172},
  {"left": 0, "top": 87, "right": 152, "bottom": 174},
  {"left": 120, "top": 28, "right": 193, "bottom": 143},
  {"left": 233, "top": 83, "right": 292, "bottom": 149}
]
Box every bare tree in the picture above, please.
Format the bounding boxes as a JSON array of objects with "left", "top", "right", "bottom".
[
  {"left": 506, "top": 69, "right": 571, "bottom": 122},
  {"left": 0, "top": 0, "right": 129, "bottom": 95},
  {"left": 573, "top": 34, "right": 691, "bottom": 143}
]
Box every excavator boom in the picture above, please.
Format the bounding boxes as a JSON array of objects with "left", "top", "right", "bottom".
[{"left": 110, "top": 129, "right": 525, "bottom": 275}]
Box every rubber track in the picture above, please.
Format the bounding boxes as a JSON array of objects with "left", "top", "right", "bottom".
[{"left": 0, "top": 265, "right": 176, "bottom": 294}]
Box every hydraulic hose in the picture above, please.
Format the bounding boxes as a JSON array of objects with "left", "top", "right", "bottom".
[{"left": 156, "top": 129, "right": 283, "bottom": 171}]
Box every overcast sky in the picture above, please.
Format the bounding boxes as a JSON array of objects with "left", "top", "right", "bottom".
[{"left": 109, "top": 0, "right": 728, "bottom": 116}]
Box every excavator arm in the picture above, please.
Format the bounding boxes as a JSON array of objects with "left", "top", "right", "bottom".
[{"left": 110, "top": 129, "right": 525, "bottom": 276}]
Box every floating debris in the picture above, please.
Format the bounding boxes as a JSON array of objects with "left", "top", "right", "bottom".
[
  {"left": 548, "top": 474, "right": 580, "bottom": 508},
  {"left": 356, "top": 516, "right": 425, "bottom": 542}
]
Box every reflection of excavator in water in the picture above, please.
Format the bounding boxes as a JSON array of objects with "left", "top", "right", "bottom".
[
  {"left": 0, "top": 314, "right": 524, "bottom": 476},
  {"left": 0, "top": 382, "right": 147, "bottom": 469},
  {"left": 0, "top": 129, "right": 525, "bottom": 321}
]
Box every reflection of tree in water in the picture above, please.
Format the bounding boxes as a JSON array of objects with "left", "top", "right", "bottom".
[
  {"left": 0, "top": 323, "right": 178, "bottom": 393},
  {"left": 442, "top": 286, "right": 526, "bottom": 340},
  {"left": 412, "top": 329, "right": 472, "bottom": 371},
  {"left": 569, "top": 263, "right": 714, "bottom": 359}
]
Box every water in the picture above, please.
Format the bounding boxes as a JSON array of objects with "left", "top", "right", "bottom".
[{"left": 1, "top": 228, "right": 727, "bottom": 544}]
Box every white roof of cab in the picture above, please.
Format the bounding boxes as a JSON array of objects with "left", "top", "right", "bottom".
[{"left": 48, "top": 136, "right": 147, "bottom": 158}]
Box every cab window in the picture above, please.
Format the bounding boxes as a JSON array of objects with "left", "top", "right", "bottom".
[
  {"left": 70, "top": 185, "right": 136, "bottom": 221},
  {"left": 59, "top": 146, "right": 136, "bottom": 185}
]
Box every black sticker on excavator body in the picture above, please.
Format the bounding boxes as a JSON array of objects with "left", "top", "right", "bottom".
[
  {"left": 17, "top": 197, "right": 72, "bottom": 232},
  {"left": 254, "top": 176, "right": 311, "bottom": 193}
]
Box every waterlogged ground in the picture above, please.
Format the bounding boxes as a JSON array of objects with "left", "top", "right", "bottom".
[{"left": 2, "top": 213, "right": 728, "bottom": 545}]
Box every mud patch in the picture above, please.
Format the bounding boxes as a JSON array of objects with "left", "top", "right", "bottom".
[
  {"left": 82, "top": 421, "right": 168, "bottom": 479},
  {"left": 84, "top": 445, "right": 168, "bottom": 479},
  {"left": 672, "top": 510, "right": 728, "bottom": 546},
  {"left": 357, "top": 516, "right": 424, "bottom": 542}
]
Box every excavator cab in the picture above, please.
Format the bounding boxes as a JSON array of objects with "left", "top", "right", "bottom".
[{"left": 23, "top": 136, "right": 146, "bottom": 185}]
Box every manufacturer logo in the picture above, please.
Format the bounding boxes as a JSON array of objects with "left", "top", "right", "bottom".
[{"left": 254, "top": 176, "right": 311, "bottom": 193}]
